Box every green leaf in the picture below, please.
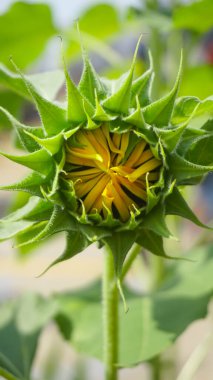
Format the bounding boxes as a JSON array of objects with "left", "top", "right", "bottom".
[
  {"left": 0, "top": 90, "right": 23, "bottom": 130},
  {"left": 0, "top": 148, "right": 53, "bottom": 176},
  {"left": 179, "top": 65, "right": 213, "bottom": 100},
  {"left": 168, "top": 153, "right": 213, "bottom": 184},
  {"left": 165, "top": 187, "right": 210, "bottom": 229},
  {"left": 185, "top": 134, "right": 213, "bottom": 166},
  {"left": 173, "top": 0, "right": 213, "bottom": 33},
  {"left": 172, "top": 96, "right": 213, "bottom": 126},
  {"left": 0, "top": 64, "right": 64, "bottom": 102},
  {"left": 171, "top": 96, "right": 200, "bottom": 125},
  {"left": 104, "top": 231, "right": 137, "bottom": 276},
  {"left": 136, "top": 229, "right": 168, "bottom": 258},
  {"left": 56, "top": 244, "right": 213, "bottom": 366},
  {"left": 143, "top": 52, "right": 183, "bottom": 127},
  {"left": 0, "top": 294, "right": 58, "bottom": 380},
  {"left": 0, "top": 2, "right": 57, "bottom": 68}
]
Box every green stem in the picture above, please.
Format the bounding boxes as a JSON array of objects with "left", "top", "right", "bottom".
[
  {"left": 150, "top": 356, "right": 161, "bottom": 380},
  {"left": 102, "top": 246, "right": 118, "bottom": 380}
]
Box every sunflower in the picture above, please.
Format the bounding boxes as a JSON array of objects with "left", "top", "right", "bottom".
[{"left": 0, "top": 39, "right": 212, "bottom": 276}]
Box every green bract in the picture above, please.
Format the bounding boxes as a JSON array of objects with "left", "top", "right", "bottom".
[{"left": 0, "top": 40, "right": 213, "bottom": 276}]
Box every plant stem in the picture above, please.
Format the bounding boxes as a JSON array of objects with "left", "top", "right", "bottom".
[
  {"left": 102, "top": 246, "right": 118, "bottom": 380},
  {"left": 150, "top": 357, "right": 161, "bottom": 380}
]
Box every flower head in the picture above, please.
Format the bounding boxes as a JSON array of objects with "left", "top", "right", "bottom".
[
  {"left": 0, "top": 39, "right": 212, "bottom": 275},
  {"left": 64, "top": 125, "right": 161, "bottom": 222}
]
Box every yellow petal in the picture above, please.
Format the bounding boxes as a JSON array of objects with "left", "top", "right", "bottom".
[
  {"left": 125, "top": 140, "right": 147, "bottom": 167},
  {"left": 83, "top": 174, "right": 110, "bottom": 212},
  {"left": 127, "top": 158, "right": 161, "bottom": 182}
]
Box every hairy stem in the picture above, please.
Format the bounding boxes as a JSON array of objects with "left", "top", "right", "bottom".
[{"left": 103, "top": 246, "right": 118, "bottom": 380}]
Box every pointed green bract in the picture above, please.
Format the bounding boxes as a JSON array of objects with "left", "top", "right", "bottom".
[
  {"left": 143, "top": 51, "right": 183, "bottom": 127},
  {"left": 40, "top": 231, "right": 90, "bottom": 275},
  {"left": 155, "top": 123, "right": 187, "bottom": 152},
  {"left": 131, "top": 51, "right": 153, "bottom": 107},
  {"left": 10, "top": 59, "right": 67, "bottom": 136},
  {"left": 102, "top": 36, "right": 142, "bottom": 114},
  {"left": 168, "top": 153, "right": 213, "bottom": 183},
  {"left": 123, "top": 97, "right": 146, "bottom": 129},
  {"left": 0, "top": 149, "right": 53, "bottom": 176},
  {"left": 64, "top": 58, "right": 94, "bottom": 123},
  {"left": 24, "top": 130, "right": 63, "bottom": 155},
  {"left": 78, "top": 49, "right": 105, "bottom": 105},
  {"left": 136, "top": 229, "right": 168, "bottom": 258},
  {"left": 165, "top": 187, "right": 211, "bottom": 229},
  {"left": 0, "top": 172, "right": 47, "bottom": 197},
  {"left": 140, "top": 203, "right": 173, "bottom": 239}
]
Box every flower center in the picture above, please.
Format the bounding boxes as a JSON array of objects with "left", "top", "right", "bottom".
[{"left": 64, "top": 125, "right": 161, "bottom": 222}]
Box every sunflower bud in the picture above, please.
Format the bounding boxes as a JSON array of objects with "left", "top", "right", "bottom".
[
  {"left": 0, "top": 39, "right": 212, "bottom": 276},
  {"left": 63, "top": 125, "right": 161, "bottom": 222}
]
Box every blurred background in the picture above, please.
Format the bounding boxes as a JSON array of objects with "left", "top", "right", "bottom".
[{"left": 0, "top": 0, "right": 212, "bottom": 379}]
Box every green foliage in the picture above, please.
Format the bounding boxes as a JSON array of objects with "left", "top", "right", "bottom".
[
  {"left": 0, "top": 294, "right": 58, "bottom": 380},
  {"left": 180, "top": 65, "right": 213, "bottom": 100},
  {"left": 56, "top": 244, "right": 213, "bottom": 367},
  {"left": 173, "top": 0, "right": 213, "bottom": 33},
  {"left": 0, "top": 244, "right": 212, "bottom": 378},
  {"left": 0, "top": 2, "right": 57, "bottom": 68}
]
